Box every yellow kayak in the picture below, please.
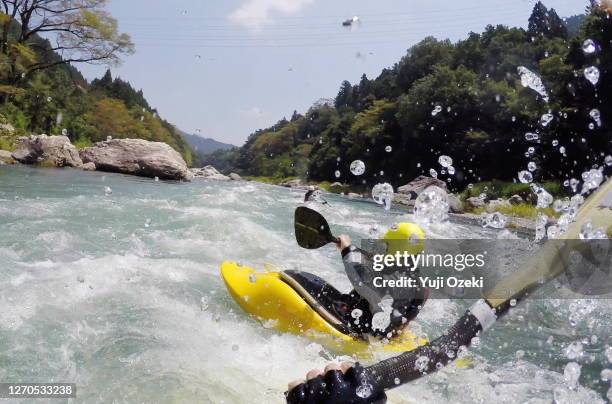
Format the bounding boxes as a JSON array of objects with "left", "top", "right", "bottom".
[{"left": 220, "top": 261, "right": 428, "bottom": 356}]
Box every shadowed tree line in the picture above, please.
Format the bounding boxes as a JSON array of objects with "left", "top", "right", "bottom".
[{"left": 208, "top": 1, "right": 610, "bottom": 192}]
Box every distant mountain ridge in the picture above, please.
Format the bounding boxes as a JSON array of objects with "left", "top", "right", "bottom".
[{"left": 181, "top": 131, "right": 235, "bottom": 156}]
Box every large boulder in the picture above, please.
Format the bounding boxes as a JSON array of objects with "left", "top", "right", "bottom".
[
  {"left": 0, "top": 149, "right": 15, "bottom": 165},
  {"left": 397, "top": 175, "right": 447, "bottom": 199},
  {"left": 229, "top": 172, "right": 242, "bottom": 181},
  {"left": 80, "top": 138, "right": 191, "bottom": 180},
  {"left": 12, "top": 134, "right": 82, "bottom": 167},
  {"left": 190, "top": 165, "right": 230, "bottom": 181}
]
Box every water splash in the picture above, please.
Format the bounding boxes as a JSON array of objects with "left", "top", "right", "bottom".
[{"left": 517, "top": 66, "right": 549, "bottom": 102}]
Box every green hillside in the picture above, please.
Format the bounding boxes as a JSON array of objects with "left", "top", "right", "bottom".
[{"left": 211, "top": 2, "right": 609, "bottom": 192}]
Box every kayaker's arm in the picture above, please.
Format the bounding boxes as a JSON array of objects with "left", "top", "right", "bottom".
[{"left": 285, "top": 300, "right": 493, "bottom": 403}]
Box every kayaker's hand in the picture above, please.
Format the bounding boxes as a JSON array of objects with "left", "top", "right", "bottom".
[
  {"left": 336, "top": 234, "right": 351, "bottom": 251},
  {"left": 286, "top": 362, "right": 386, "bottom": 403}
]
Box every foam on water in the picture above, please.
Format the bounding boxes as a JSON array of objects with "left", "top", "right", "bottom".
[{"left": 0, "top": 166, "right": 609, "bottom": 402}]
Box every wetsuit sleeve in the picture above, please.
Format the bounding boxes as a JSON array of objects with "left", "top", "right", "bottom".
[{"left": 341, "top": 246, "right": 382, "bottom": 313}]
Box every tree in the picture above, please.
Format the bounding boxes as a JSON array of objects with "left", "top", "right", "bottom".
[
  {"left": 334, "top": 80, "right": 353, "bottom": 110},
  {"left": 0, "top": 0, "right": 134, "bottom": 83},
  {"left": 528, "top": 1, "right": 567, "bottom": 38}
]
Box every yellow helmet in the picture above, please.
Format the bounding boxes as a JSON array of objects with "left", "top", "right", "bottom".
[{"left": 383, "top": 222, "right": 425, "bottom": 255}]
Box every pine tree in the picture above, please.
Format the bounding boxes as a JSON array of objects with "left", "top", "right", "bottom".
[
  {"left": 334, "top": 80, "right": 353, "bottom": 109},
  {"left": 528, "top": 1, "right": 550, "bottom": 36}
]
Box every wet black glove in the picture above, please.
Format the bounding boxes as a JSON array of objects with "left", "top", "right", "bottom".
[{"left": 285, "top": 363, "right": 387, "bottom": 404}]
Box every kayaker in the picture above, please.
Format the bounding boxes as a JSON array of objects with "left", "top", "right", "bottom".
[
  {"left": 304, "top": 188, "right": 316, "bottom": 202},
  {"left": 304, "top": 187, "right": 329, "bottom": 205},
  {"left": 332, "top": 223, "right": 428, "bottom": 338}
]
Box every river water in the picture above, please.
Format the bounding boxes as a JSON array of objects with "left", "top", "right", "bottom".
[{"left": 0, "top": 165, "right": 609, "bottom": 403}]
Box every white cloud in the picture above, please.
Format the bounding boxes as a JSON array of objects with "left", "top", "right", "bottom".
[{"left": 228, "top": 0, "right": 314, "bottom": 31}]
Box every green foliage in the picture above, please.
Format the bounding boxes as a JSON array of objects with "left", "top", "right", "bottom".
[
  {"left": 460, "top": 180, "right": 565, "bottom": 202},
  {"left": 214, "top": 3, "right": 608, "bottom": 199},
  {"left": 472, "top": 203, "right": 558, "bottom": 219}
]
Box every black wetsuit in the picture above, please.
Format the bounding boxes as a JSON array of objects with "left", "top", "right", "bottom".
[{"left": 339, "top": 245, "right": 428, "bottom": 338}]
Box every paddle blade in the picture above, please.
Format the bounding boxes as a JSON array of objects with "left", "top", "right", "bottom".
[{"left": 294, "top": 206, "right": 335, "bottom": 249}]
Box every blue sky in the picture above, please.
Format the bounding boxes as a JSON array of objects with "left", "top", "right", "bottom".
[{"left": 78, "top": 0, "right": 587, "bottom": 146}]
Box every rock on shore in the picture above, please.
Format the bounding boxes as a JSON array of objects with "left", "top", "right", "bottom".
[
  {"left": 190, "top": 165, "right": 230, "bottom": 180},
  {"left": 0, "top": 149, "right": 15, "bottom": 165},
  {"left": 80, "top": 139, "right": 191, "bottom": 180},
  {"left": 12, "top": 134, "right": 82, "bottom": 167}
]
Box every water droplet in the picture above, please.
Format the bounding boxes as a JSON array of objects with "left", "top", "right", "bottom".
[
  {"left": 104, "top": 186, "right": 112, "bottom": 195},
  {"left": 248, "top": 274, "right": 257, "bottom": 283},
  {"left": 356, "top": 383, "right": 373, "bottom": 398},
  {"left": 605, "top": 155, "right": 612, "bottom": 166},
  {"left": 334, "top": 170, "right": 341, "bottom": 178},
  {"left": 431, "top": 105, "right": 442, "bottom": 116},
  {"left": 415, "top": 356, "right": 430, "bottom": 372},
  {"left": 540, "top": 113, "right": 553, "bottom": 127},
  {"left": 583, "top": 66, "right": 600, "bottom": 86},
  {"left": 535, "top": 186, "right": 553, "bottom": 208},
  {"left": 438, "top": 155, "right": 453, "bottom": 168},
  {"left": 144, "top": 218, "right": 151, "bottom": 228},
  {"left": 371, "top": 183, "right": 394, "bottom": 210},
  {"left": 581, "top": 168, "right": 603, "bottom": 194},
  {"left": 582, "top": 39, "right": 597, "bottom": 54},
  {"left": 482, "top": 212, "right": 507, "bottom": 229},
  {"left": 518, "top": 170, "right": 533, "bottom": 183},
  {"left": 154, "top": 176, "right": 159, "bottom": 182},
  {"left": 559, "top": 146, "right": 566, "bottom": 155},
  {"left": 429, "top": 168, "right": 438, "bottom": 178},
  {"left": 61, "top": 128, "right": 68, "bottom": 136},
  {"left": 565, "top": 341, "right": 584, "bottom": 360},
  {"left": 447, "top": 166, "right": 455, "bottom": 175},
  {"left": 552, "top": 139, "right": 559, "bottom": 147},
  {"left": 349, "top": 160, "right": 365, "bottom": 176},
  {"left": 528, "top": 162, "right": 537, "bottom": 172},
  {"left": 525, "top": 132, "right": 539, "bottom": 141},
  {"left": 47, "top": 96, "right": 52, "bottom": 102},
  {"left": 517, "top": 66, "right": 549, "bottom": 102},
  {"left": 385, "top": 145, "right": 392, "bottom": 152},
  {"left": 414, "top": 186, "right": 449, "bottom": 224},
  {"left": 589, "top": 109, "right": 601, "bottom": 127}
]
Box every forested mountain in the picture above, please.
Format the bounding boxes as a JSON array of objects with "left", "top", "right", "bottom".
[
  {"left": 210, "top": 1, "right": 609, "bottom": 192},
  {"left": 181, "top": 131, "right": 235, "bottom": 163},
  {"left": 0, "top": 3, "right": 194, "bottom": 165}
]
